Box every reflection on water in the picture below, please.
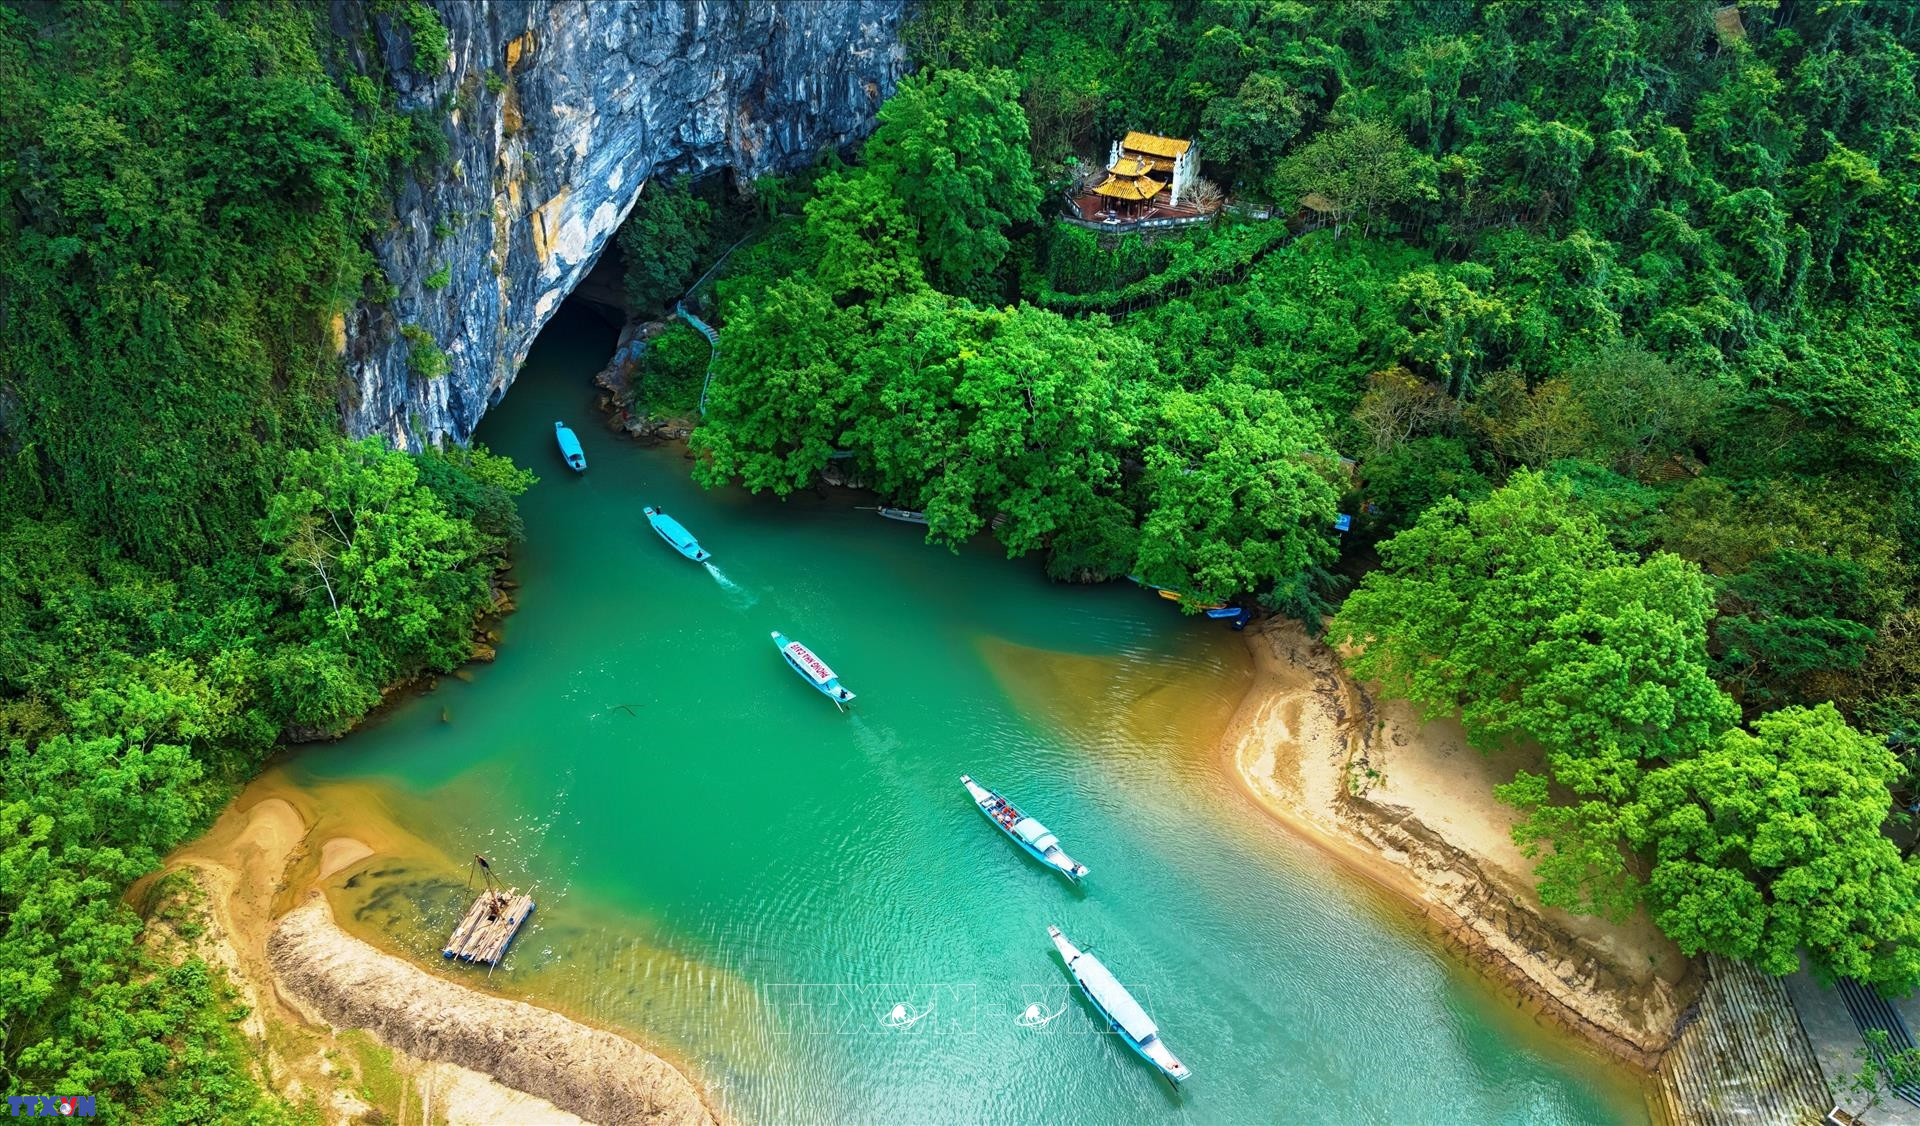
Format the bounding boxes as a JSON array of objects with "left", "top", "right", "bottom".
[{"left": 266, "top": 306, "right": 1648, "bottom": 1124}]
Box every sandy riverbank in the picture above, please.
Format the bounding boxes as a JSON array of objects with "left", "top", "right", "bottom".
[
  {"left": 1224, "top": 620, "right": 1700, "bottom": 1069},
  {"left": 145, "top": 789, "right": 717, "bottom": 1125}
]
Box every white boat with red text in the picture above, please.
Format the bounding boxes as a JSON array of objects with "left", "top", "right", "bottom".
[
  {"left": 960, "top": 775, "right": 1088, "bottom": 882},
  {"left": 771, "top": 631, "right": 855, "bottom": 708},
  {"left": 1048, "top": 924, "right": 1190, "bottom": 1085}
]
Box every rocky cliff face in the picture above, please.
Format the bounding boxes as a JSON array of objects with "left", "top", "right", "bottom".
[{"left": 337, "top": 0, "right": 906, "bottom": 448}]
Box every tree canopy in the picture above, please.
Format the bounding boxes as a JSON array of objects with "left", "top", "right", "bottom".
[{"left": 1629, "top": 704, "right": 1920, "bottom": 990}]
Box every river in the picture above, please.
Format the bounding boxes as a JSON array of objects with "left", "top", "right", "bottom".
[{"left": 281, "top": 306, "right": 1648, "bottom": 1124}]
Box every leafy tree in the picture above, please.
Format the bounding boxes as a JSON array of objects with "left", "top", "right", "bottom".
[
  {"left": 1716, "top": 550, "right": 1880, "bottom": 701},
  {"left": 1628, "top": 704, "right": 1920, "bottom": 991},
  {"left": 1357, "top": 436, "right": 1489, "bottom": 535},
  {"left": 692, "top": 277, "right": 864, "bottom": 495},
  {"left": 800, "top": 168, "right": 926, "bottom": 305},
  {"left": 259, "top": 438, "right": 523, "bottom": 729},
  {"left": 844, "top": 295, "right": 1143, "bottom": 569},
  {"left": 1351, "top": 365, "right": 1454, "bottom": 454},
  {"left": 617, "top": 175, "right": 713, "bottom": 314},
  {"left": 1468, "top": 370, "right": 1594, "bottom": 468},
  {"left": 861, "top": 68, "right": 1041, "bottom": 295},
  {"left": 1563, "top": 345, "right": 1723, "bottom": 476},
  {"left": 1134, "top": 384, "right": 1342, "bottom": 604},
  {"left": 1834, "top": 611, "right": 1920, "bottom": 746},
  {"left": 1270, "top": 120, "right": 1435, "bottom": 237},
  {"left": 1200, "top": 72, "right": 1306, "bottom": 175},
  {"left": 628, "top": 323, "right": 713, "bottom": 416},
  {"left": 1332, "top": 473, "right": 1737, "bottom": 911}
]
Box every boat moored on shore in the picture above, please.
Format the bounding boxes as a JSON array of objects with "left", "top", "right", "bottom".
[
  {"left": 644, "top": 506, "right": 711, "bottom": 562},
  {"left": 554, "top": 421, "right": 587, "bottom": 472},
  {"left": 960, "top": 775, "right": 1088, "bottom": 881},
  {"left": 771, "top": 631, "right": 855, "bottom": 707},
  {"left": 1048, "top": 924, "right": 1190, "bottom": 1085}
]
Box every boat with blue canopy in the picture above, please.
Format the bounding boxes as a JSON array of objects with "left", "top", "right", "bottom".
[
  {"left": 554, "top": 421, "right": 587, "bottom": 472},
  {"left": 1048, "top": 924, "right": 1190, "bottom": 1085},
  {"left": 644, "top": 506, "right": 710, "bottom": 562},
  {"left": 960, "top": 775, "right": 1087, "bottom": 882},
  {"left": 771, "top": 631, "right": 855, "bottom": 708}
]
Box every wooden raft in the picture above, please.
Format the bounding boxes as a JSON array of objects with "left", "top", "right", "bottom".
[{"left": 442, "top": 888, "right": 535, "bottom": 965}]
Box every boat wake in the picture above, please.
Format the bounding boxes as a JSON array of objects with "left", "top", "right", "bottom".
[{"left": 705, "top": 563, "right": 756, "bottom": 605}]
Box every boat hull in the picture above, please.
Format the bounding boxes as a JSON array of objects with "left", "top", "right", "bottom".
[
  {"left": 644, "top": 506, "right": 710, "bottom": 562},
  {"left": 1047, "top": 925, "right": 1189, "bottom": 1085}
]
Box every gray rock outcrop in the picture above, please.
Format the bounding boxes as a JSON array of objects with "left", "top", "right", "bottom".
[{"left": 337, "top": 0, "right": 906, "bottom": 448}]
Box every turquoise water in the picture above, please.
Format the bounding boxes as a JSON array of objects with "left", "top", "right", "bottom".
[{"left": 288, "top": 307, "right": 1647, "bottom": 1124}]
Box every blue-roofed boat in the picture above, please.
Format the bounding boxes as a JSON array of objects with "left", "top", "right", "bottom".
[
  {"left": 771, "top": 631, "right": 855, "bottom": 708},
  {"left": 644, "top": 506, "right": 710, "bottom": 562},
  {"left": 554, "top": 421, "right": 587, "bottom": 472},
  {"left": 1048, "top": 925, "right": 1190, "bottom": 1085},
  {"left": 960, "top": 775, "right": 1087, "bottom": 882}
]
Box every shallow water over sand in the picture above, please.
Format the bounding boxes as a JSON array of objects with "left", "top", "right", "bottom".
[{"left": 281, "top": 307, "right": 1648, "bottom": 1124}]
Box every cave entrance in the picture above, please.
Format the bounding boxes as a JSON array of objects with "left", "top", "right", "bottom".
[{"left": 563, "top": 236, "right": 630, "bottom": 329}]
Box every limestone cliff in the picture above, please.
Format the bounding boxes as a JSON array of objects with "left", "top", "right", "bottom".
[{"left": 336, "top": 0, "right": 906, "bottom": 447}]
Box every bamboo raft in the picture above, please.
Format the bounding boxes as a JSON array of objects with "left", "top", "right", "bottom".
[{"left": 442, "top": 888, "right": 535, "bottom": 965}]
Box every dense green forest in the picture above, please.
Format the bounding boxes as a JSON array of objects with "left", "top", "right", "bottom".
[
  {"left": 679, "top": 0, "right": 1920, "bottom": 992},
  {"left": 4, "top": 0, "right": 1920, "bottom": 1116},
  {"left": 0, "top": 2, "right": 523, "bottom": 1117}
]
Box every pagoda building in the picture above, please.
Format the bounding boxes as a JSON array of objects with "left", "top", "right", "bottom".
[{"left": 1074, "top": 131, "right": 1203, "bottom": 223}]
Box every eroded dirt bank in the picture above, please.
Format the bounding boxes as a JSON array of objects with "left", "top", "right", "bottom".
[
  {"left": 1225, "top": 620, "right": 1700, "bottom": 1069},
  {"left": 146, "top": 788, "right": 717, "bottom": 1125}
]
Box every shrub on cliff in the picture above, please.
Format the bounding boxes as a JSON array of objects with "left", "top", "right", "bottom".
[
  {"left": 618, "top": 175, "right": 712, "bottom": 315},
  {"left": 0, "top": 2, "right": 403, "bottom": 568},
  {"left": 260, "top": 438, "right": 531, "bottom": 731}
]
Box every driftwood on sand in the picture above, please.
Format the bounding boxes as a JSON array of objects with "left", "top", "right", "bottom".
[{"left": 270, "top": 892, "right": 717, "bottom": 1126}]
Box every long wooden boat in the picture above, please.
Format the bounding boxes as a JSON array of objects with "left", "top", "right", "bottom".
[
  {"left": 771, "top": 631, "right": 855, "bottom": 706},
  {"left": 878, "top": 507, "right": 929, "bottom": 524},
  {"left": 960, "top": 774, "right": 1087, "bottom": 882},
  {"left": 554, "top": 421, "right": 587, "bottom": 472},
  {"left": 643, "top": 506, "right": 710, "bottom": 562},
  {"left": 1048, "top": 924, "right": 1190, "bottom": 1085}
]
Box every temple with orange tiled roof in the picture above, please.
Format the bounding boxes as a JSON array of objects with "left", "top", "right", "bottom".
[{"left": 1071, "top": 130, "right": 1208, "bottom": 225}]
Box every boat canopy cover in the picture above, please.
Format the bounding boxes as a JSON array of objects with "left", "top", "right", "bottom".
[
  {"left": 1072, "top": 953, "right": 1158, "bottom": 1041},
  {"left": 783, "top": 641, "right": 836, "bottom": 685},
  {"left": 1012, "top": 818, "right": 1058, "bottom": 849},
  {"left": 650, "top": 510, "right": 697, "bottom": 548}
]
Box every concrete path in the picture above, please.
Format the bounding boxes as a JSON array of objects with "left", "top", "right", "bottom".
[{"left": 1783, "top": 968, "right": 1920, "bottom": 1125}]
